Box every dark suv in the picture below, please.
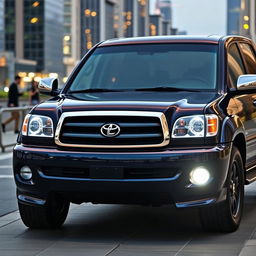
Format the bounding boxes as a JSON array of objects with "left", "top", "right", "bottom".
[{"left": 14, "top": 36, "right": 256, "bottom": 232}]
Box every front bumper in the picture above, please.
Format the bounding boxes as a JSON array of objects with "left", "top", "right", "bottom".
[{"left": 13, "top": 144, "right": 231, "bottom": 207}]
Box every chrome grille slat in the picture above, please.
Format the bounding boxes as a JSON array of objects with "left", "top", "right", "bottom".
[
  {"left": 55, "top": 111, "right": 170, "bottom": 149},
  {"left": 64, "top": 122, "right": 160, "bottom": 128},
  {"left": 62, "top": 132, "right": 162, "bottom": 139}
]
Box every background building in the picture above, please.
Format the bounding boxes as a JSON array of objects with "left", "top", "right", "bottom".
[
  {"left": 123, "top": 0, "right": 139, "bottom": 37},
  {"left": 157, "top": 0, "right": 172, "bottom": 21},
  {"left": 2, "top": 0, "right": 37, "bottom": 85},
  {"left": 2, "top": 0, "right": 64, "bottom": 85},
  {"left": 227, "top": 0, "right": 241, "bottom": 35},
  {"left": 23, "top": 0, "right": 64, "bottom": 76},
  {"left": 0, "top": 0, "right": 4, "bottom": 52},
  {"left": 238, "top": 0, "right": 256, "bottom": 40},
  {"left": 0, "top": 0, "right": 177, "bottom": 84},
  {"left": 80, "top": 0, "right": 108, "bottom": 56},
  {"left": 138, "top": 0, "right": 149, "bottom": 36},
  {"left": 149, "top": 14, "right": 163, "bottom": 36},
  {"left": 63, "top": 0, "right": 81, "bottom": 76},
  {"left": 154, "top": 0, "right": 173, "bottom": 35}
]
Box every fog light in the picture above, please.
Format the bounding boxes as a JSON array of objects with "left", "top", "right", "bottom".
[
  {"left": 20, "top": 166, "right": 32, "bottom": 180},
  {"left": 190, "top": 167, "right": 210, "bottom": 186}
]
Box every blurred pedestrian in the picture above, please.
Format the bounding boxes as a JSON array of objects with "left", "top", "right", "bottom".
[
  {"left": 1, "top": 75, "right": 23, "bottom": 134},
  {"left": 29, "top": 80, "right": 40, "bottom": 105}
]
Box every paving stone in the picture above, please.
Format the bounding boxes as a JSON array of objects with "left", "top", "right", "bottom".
[
  {"left": 0, "top": 250, "right": 41, "bottom": 256},
  {"left": 109, "top": 249, "right": 177, "bottom": 256},
  {"left": 239, "top": 245, "right": 256, "bottom": 256},
  {"left": 38, "top": 242, "right": 118, "bottom": 256},
  {"left": 0, "top": 184, "right": 254, "bottom": 256},
  {"left": 245, "top": 239, "right": 256, "bottom": 246}
]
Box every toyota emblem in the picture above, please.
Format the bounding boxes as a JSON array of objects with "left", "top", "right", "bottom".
[{"left": 100, "top": 123, "right": 121, "bottom": 137}]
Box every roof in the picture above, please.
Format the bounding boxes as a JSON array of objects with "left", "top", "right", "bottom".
[
  {"left": 99, "top": 35, "right": 252, "bottom": 47},
  {"left": 100, "top": 35, "right": 223, "bottom": 47}
]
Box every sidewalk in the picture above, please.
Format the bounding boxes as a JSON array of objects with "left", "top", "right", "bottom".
[
  {"left": 239, "top": 239, "right": 256, "bottom": 256},
  {"left": 0, "top": 131, "right": 18, "bottom": 152},
  {"left": 1, "top": 189, "right": 256, "bottom": 256}
]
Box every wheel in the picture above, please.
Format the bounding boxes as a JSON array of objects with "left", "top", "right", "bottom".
[
  {"left": 199, "top": 146, "right": 244, "bottom": 232},
  {"left": 18, "top": 195, "right": 70, "bottom": 229}
]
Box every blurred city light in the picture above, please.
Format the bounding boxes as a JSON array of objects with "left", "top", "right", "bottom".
[
  {"left": 64, "top": 35, "right": 70, "bottom": 41},
  {"left": 49, "top": 73, "right": 58, "bottom": 79},
  {"left": 23, "top": 77, "right": 32, "bottom": 83},
  {"left": 32, "top": 1, "right": 40, "bottom": 7},
  {"left": 244, "top": 15, "right": 249, "bottom": 21},
  {"left": 243, "top": 23, "right": 249, "bottom": 30},
  {"left": 34, "top": 77, "right": 41, "bottom": 82},
  {"left": 30, "top": 17, "right": 39, "bottom": 24},
  {"left": 28, "top": 72, "right": 35, "bottom": 78},
  {"left": 91, "top": 11, "right": 97, "bottom": 17}
]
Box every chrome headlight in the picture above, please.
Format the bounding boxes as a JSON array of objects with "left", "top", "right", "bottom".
[
  {"left": 22, "top": 114, "right": 54, "bottom": 137},
  {"left": 172, "top": 114, "right": 218, "bottom": 138}
]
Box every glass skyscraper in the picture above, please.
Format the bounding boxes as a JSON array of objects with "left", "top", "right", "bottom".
[
  {"left": 80, "top": 0, "right": 101, "bottom": 56},
  {"left": 159, "top": 0, "right": 171, "bottom": 22},
  {"left": 105, "top": 1, "right": 115, "bottom": 39},
  {"left": 0, "top": 0, "right": 4, "bottom": 52},
  {"left": 227, "top": 0, "right": 241, "bottom": 34},
  {"left": 138, "top": 0, "right": 149, "bottom": 36},
  {"left": 24, "top": 0, "right": 64, "bottom": 75},
  {"left": 44, "top": 0, "right": 64, "bottom": 75},
  {"left": 63, "top": 0, "right": 81, "bottom": 76},
  {"left": 5, "top": 0, "right": 64, "bottom": 76},
  {"left": 80, "top": 0, "right": 117, "bottom": 56},
  {"left": 5, "top": 0, "right": 15, "bottom": 53}
]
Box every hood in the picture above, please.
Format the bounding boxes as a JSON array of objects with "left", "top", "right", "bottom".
[{"left": 34, "top": 91, "right": 219, "bottom": 116}]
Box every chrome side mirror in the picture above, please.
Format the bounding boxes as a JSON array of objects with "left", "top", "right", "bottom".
[
  {"left": 38, "top": 78, "right": 59, "bottom": 95},
  {"left": 237, "top": 75, "right": 256, "bottom": 91}
]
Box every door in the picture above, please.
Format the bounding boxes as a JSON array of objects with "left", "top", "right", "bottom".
[{"left": 228, "top": 42, "right": 256, "bottom": 168}]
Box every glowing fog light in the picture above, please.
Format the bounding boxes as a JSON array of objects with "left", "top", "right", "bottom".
[
  {"left": 190, "top": 167, "right": 210, "bottom": 186},
  {"left": 20, "top": 166, "right": 32, "bottom": 180}
]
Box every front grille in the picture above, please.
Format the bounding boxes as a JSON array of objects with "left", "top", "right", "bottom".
[
  {"left": 55, "top": 111, "right": 170, "bottom": 148},
  {"left": 40, "top": 167, "right": 177, "bottom": 179}
]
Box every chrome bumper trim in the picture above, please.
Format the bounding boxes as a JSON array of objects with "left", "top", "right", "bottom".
[
  {"left": 18, "top": 194, "right": 46, "bottom": 206},
  {"left": 175, "top": 198, "right": 216, "bottom": 208}
]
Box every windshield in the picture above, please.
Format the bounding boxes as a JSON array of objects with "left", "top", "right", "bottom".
[{"left": 68, "top": 44, "right": 218, "bottom": 92}]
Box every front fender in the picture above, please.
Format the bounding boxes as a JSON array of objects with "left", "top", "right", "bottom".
[{"left": 220, "top": 115, "right": 245, "bottom": 143}]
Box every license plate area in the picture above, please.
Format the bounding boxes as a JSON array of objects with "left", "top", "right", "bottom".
[{"left": 90, "top": 167, "right": 124, "bottom": 179}]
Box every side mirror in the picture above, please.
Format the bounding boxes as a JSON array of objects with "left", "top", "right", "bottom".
[
  {"left": 38, "top": 78, "right": 59, "bottom": 96},
  {"left": 237, "top": 75, "right": 256, "bottom": 91}
]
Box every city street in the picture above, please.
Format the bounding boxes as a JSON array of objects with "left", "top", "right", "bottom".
[
  {"left": 0, "top": 148, "right": 256, "bottom": 255},
  {"left": 1, "top": 0, "right": 256, "bottom": 254}
]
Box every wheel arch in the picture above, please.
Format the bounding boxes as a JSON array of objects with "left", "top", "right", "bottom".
[
  {"left": 232, "top": 133, "right": 246, "bottom": 167},
  {"left": 220, "top": 115, "right": 246, "bottom": 180},
  {"left": 232, "top": 133, "right": 246, "bottom": 183}
]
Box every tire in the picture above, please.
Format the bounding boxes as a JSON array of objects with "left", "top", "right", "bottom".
[
  {"left": 199, "top": 146, "right": 244, "bottom": 232},
  {"left": 18, "top": 195, "right": 70, "bottom": 229}
]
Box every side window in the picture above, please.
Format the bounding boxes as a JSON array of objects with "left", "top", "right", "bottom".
[
  {"left": 227, "top": 43, "right": 246, "bottom": 88},
  {"left": 239, "top": 43, "right": 256, "bottom": 74}
]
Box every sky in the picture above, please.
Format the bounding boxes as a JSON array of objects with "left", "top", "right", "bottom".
[{"left": 150, "top": 0, "right": 227, "bottom": 35}]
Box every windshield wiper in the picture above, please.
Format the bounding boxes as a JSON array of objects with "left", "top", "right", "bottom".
[
  {"left": 68, "top": 88, "right": 122, "bottom": 94},
  {"left": 135, "top": 86, "right": 200, "bottom": 92}
]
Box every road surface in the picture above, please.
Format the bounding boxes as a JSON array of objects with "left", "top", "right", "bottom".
[{"left": 0, "top": 151, "right": 256, "bottom": 255}]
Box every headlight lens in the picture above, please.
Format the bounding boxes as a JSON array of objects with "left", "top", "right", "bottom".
[
  {"left": 22, "top": 114, "right": 54, "bottom": 137},
  {"left": 172, "top": 114, "right": 218, "bottom": 138}
]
